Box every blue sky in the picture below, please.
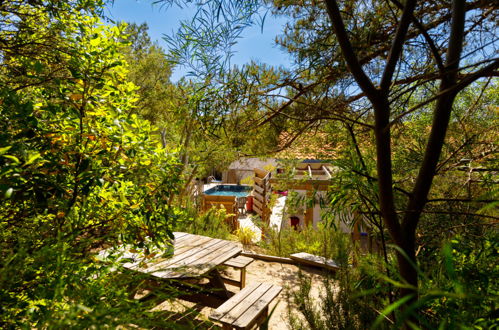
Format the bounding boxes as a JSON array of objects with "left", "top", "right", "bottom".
[{"left": 105, "top": 0, "right": 292, "bottom": 81}]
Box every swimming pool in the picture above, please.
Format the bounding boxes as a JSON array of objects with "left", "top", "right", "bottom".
[{"left": 204, "top": 184, "right": 252, "bottom": 198}]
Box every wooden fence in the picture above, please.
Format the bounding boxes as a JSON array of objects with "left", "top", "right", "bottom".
[
  {"left": 202, "top": 194, "right": 239, "bottom": 231},
  {"left": 253, "top": 168, "right": 271, "bottom": 225}
]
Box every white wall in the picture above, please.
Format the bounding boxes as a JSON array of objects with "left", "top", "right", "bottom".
[{"left": 284, "top": 189, "right": 355, "bottom": 233}]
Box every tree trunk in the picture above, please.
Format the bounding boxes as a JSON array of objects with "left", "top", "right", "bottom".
[{"left": 324, "top": 0, "right": 467, "bottom": 325}]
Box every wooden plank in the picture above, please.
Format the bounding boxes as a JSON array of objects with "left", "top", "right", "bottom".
[
  {"left": 240, "top": 252, "right": 295, "bottom": 264},
  {"left": 148, "top": 235, "right": 222, "bottom": 264},
  {"left": 166, "top": 235, "right": 216, "bottom": 259},
  {"left": 254, "top": 168, "right": 268, "bottom": 179},
  {"left": 194, "top": 246, "right": 242, "bottom": 275},
  {"left": 190, "top": 241, "right": 238, "bottom": 266},
  {"left": 290, "top": 252, "right": 340, "bottom": 271},
  {"left": 253, "top": 176, "right": 263, "bottom": 186},
  {"left": 253, "top": 204, "right": 262, "bottom": 216},
  {"left": 253, "top": 198, "right": 263, "bottom": 210},
  {"left": 219, "top": 283, "right": 273, "bottom": 325},
  {"left": 171, "top": 233, "right": 200, "bottom": 247},
  {"left": 254, "top": 176, "right": 264, "bottom": 185},
  {"left": 265, "top": 181, "right": 272, "bottom": 191},
  {"left": 100, "top": 233, "right": 200, "bottom": 270},
  {"left": 204, "top": 195, "right": 237, "bottom": 202},
  {"left": 253, "top": 197, "right": 263, "bottom": 210},
  {"left": 223, "top": 256, "right": 254, "bottom": 268},
  {"left": 253, "top": 184, "right": 264, "bottom": 194},
  {"left": 232, "top": 285, "right": 282, "bottom": 328},
  {"left": 262, "top": 171, "right": 271, "bottom": 182},
  {"left": 154, "top": 239, "right": 229, "bottom": 271},
  {"left": 253, "top": 191, "right": 264, "bottom": 202},
  {"left": 174, "top": 240, "right": 232, "bottom": 268},
  {"left": 176, "top": 232, "right": 209, "bottom": 247},
  {"left": 322, "top": 165, "right": 332, "bottom": 178},
  {"left": 145, "top": 237, "right": 224, "bottom": 272},
  {"left": 266, "top": 180, "right": 329, "bottom": 191},
  {"left": 162, "top": 247, "right": 239, "bottom": 279},
  {"left": 220, "top": 277, "right": 241, "bottom": 288},
  {"left": 210, "top": 283, "right": 262, "bottom": 321},
  {"left": 173, "top": 232, "right": 189, "bottom": 240},
  {"left": 121, "top": 233, "right": 211, "bottom": 268}
]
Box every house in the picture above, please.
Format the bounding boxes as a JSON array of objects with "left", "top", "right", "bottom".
[{"left": 222, "top": 157, "right": 277, "bottom": 184}]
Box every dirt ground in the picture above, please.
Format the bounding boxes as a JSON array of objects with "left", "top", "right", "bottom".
[
  {"left": 223, "top": 259, "right": 326, "bottom": 330},
  {"left": 152, "top": 258, "right": 327, "bottom": 329}
]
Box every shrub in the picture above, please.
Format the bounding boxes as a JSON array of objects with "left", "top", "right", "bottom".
[
  {"left": 0, "top": 4, "right": 184, "bottom": 326},
  {"left": 285, "top": 228, "right": 385, "bottom": 329},
  {"left": 174, "top": 206, "right": 233, "bottom": 240},
  {"left": 235, "top": 226, "right": 257, "bottom": 246},
  {"left": 260, "top": 223, "right": 348, "bottom": 259}
]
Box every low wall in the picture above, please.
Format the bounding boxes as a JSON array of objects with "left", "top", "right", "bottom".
[{"left": 202, "top": 194, "right": 239, "bottom": 231}]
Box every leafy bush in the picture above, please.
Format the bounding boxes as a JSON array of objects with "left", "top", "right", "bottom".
[
  {"left": 415, "top": 232, "right": 499, "bottom": 329},
  {"left": 284, "top": 227, "right": 386, "bottom": 329},
  {"left": 284, "top": 230, "right": 499, "bottom": 329},
  {"left": 0, "top": 3, "right": 184, "bottom": 327},
  {"left": 260, "top": 223, "right": 349, "bottom": 259},
  {"left": 234, "top": 226, "right": 257, "bottom": 246},
  {"left": 175, "top": 206, "right": 233, "bottom": 240}
]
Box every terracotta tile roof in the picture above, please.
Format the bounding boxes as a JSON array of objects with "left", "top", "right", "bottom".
[{"left": 275, "top": 132, "right": 338, "bottom": 160}]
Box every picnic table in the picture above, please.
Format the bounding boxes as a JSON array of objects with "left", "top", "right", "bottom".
[
  {"left": 99, "top": 232, "right": 283, "bottom": 329},
  {"left": 99, "top": 232, "right": 242, "bottom": 304}
]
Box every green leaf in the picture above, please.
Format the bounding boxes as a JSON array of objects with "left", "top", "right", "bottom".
[
  {"left": 4, "top": 187, "right": 14, "bottom": 199},
  {"left": 34, "top": 61, "right": 44, "bottom": 73},
  {"left": 0, "top": 146, "right": 12, "bottom": 155},
  {"left": 25, "top": 153, "right": 41, "bottom": 166},
  {"left": 3, "top": 155, "right": 20, "bottom": 164},
  {"left": 90, "top": 38, "right": 100, "bottom": 47},
  {"left": 371, "top": 294, "right": 415, "bottom": 329}
]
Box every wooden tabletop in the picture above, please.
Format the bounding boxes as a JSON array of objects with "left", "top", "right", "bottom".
[{"left": 99, "top": 232, "right": 242, "bottom": 279}]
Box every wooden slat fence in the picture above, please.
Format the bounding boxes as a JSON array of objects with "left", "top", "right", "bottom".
[
  {"left": 253, "top": 168, "right": 271, "bottom": 225},
  {"left": 202, "top": 194, "right": 239, "bottom": 231}
]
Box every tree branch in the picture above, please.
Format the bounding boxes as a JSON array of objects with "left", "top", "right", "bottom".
[
  {"left": 389, "top": 58, "right": 499, "bottom": 126},
  {"left": 380, "top": 0, "right": 417, "bottom": 93},
  {"left": 389, "top": 0, "right": 445, "bottom": 72},
  {"left": 402, "top": 0, "right": 467, "bottom": 233},
  {"left": 323, "top": 0, "right": 379, "bottom": 100}
]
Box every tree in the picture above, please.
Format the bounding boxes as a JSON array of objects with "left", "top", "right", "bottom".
[
  {"left": 120, "top": 22, "right": 174, "bottom": 124},
  {"left": 320, "top": 0, "right": 497, "bottom": 319},
  {"left": 160, "top": 0, "right": 498, "bottom": 323},
  {"left": 0, "top": 1, "right": 184, "bottom": 326}
]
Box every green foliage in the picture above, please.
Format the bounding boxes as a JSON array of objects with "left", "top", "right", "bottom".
[
  {"left": 261, "top": 223, "right": 348, "bottom": 260},
  {"left": 0, "top": 2, "right": 185, "bottom": 327},
  {"left": 417, "top": 233, "right": 499, "bottom": 329},
  {"left": 234, "top": 226, "right": 256, "bottom": 246},
  {"left": 286, "top": 232, "right": 499, "bottom": 329},
  {"left": 120, "top": 22, "right": 174, "bottom": 124},
  {"left": 0, "top": 11, "right": 182, "bottom": 247},
  {"left": 1, "top": 241, "right": 147, "bottom": 327},
  {"left": 174, "top": 206, "right": 232, "bottom": 240},
  {"left": 285, "top": 229, "right": 384, "bottom": 329}
]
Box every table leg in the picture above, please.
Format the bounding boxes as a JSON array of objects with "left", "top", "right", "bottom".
[
  {"left": 240, "top": 267, "right": 246, "bottom": 289},
  {"left": 207, "top": 268, "right": 232, "bottom": 299}
]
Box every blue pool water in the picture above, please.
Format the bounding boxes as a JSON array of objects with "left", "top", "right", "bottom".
[{"left": 204, "top": 184, "right": 252, "bottom": 198}]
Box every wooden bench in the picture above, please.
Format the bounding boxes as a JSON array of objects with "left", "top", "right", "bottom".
[
  {"left": 209, "top": 282, "right": 282, "bottom": 330},
  {"left": 221, "top": 255, "right": 254, "bottom": 289},
  {"left": 290, "top": 252, "right": 340, "bottom": 271}
]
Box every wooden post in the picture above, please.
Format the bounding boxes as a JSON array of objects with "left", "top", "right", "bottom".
[
  {"left": 240, "top": 268, "right": 246, "bottom": 289},
  {"left": 305, "top": 207, "right": 313, "bottom": 227},
  {"left": 304, "top": 190, "right": 313, "bottom": 227},
  {"left": 352, "top": 211, "right": 362, "bottom": 266}
]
